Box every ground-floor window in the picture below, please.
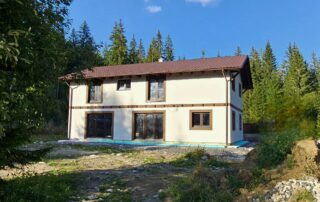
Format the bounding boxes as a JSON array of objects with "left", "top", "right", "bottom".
[
  {"left": 232, "top": 110, "right": 236, "bottom": 131},
  {"left": 239, "top": 113, "right": 242, "bottom": 131},
  {"left": 133, "top": 112, "right": 164, "bottom": 139},
  {"left": 86, "top": 113, "right": 113, "bottom": 138},
  {"left": 189, "top": 110, "right": 212, "bottom": 130}
]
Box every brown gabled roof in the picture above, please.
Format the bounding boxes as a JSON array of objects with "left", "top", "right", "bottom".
[{"left": 60, "top": 55, "right": 253, "bottom": 89}]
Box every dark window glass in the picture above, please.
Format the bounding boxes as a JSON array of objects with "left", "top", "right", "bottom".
[
  {"left": 154, "top": 114, "right": 163, "bottom": 139},
  {"left": 88, "top": 81, "right": 102, "bottom": 103},
  {"left": 86, "top": 113, "right": 112, "bottom": 138},
  {"left": 239, "top": 114, "right": 242, "bottom": 131},
  {"left": 232, "top": 79, "right": 235, "bottom": 91},
  {"left": 148, "top": 76, "right": 165, "bottom": 101},
  {"left": 239, "top": 83, "right": 242, "bottom": 97},
  {"left": 134, "top": 113, "right": 163, "bottom": 139},
  {"left": 145, "top": 114, "right": 154, "bottom": 139},
  {"left": 117, "top": 79, "right": 131, "bottom": 90},
  {"left": 192, "top": 113, "right": 201, "bottom": 127},
  {"left": 134, "top": 114, "right": 144, "bottom": 139},
  {"left": 232, "top": 111, "right": 236, "bottom": 131},
  {"left": 191, "top": 112, "right": 211, "bottom": 129},
  {"left": 202, "top": 113, "right": 210, "bottom": 126}
]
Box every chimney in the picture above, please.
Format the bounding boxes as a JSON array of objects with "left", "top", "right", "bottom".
[{"left": 158, "top": 57, "right": 164, "bottom": 63}]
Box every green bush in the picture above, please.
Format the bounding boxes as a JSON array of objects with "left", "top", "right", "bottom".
[
  {"left": 164, "top": 165, "right": 234, "bottom": 202},
  {"left": 256, "top": 130, "right": 297, "bottom": 168},
  {"left": 0, "top": 173, "right": 79, "bottom": 202}
]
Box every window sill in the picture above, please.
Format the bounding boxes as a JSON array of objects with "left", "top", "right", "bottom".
[
  {"left": 87, "top": 101, "right": 103, "bottom": 104},
  {"left": 147, "top": 100, "right": 166, "bottom": 103},
  {"left": 117, "top": 89, "right": 131, "bottom": 91},
  {"left": 190, "top": 126, "right": 212, "bottom": 130}
]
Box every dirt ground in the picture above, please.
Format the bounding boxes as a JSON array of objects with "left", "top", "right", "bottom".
[{"left": 0, "top": 142, "right": 254, "bottom": 201}]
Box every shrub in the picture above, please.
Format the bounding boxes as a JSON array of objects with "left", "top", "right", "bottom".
[
  {"left": 0, "top": 172, "right": 79, "bottom": 202},
  {"left": 256, "top": 130, "right": 297, "bottom": 168},
  {"left": 164, "top": 165, "right": 234, "bottom": 202}
]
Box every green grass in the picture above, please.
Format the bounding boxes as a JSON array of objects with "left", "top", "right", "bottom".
[
  {"left": 0, "top": 172, "right": 80, "bottom": 202},
  {"left": 291, "top": 189, "right": 316, "bottom": 202}
]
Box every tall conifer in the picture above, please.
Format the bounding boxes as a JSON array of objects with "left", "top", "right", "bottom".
[
  {"left": 128, "top": 35, "right": 139, "bottom": 64},
  {"left": 147, "top": 37, "right": 159, "bottom": 62},
  {"left": 137, "top": 39, "right": 145, "bottom": 63},
  {"left": 109, "top": 20, "right": 128, "bottom": 65},
  {"left": 164, "top": 35, "right": 174, "bottom": 61},
  {"left": 283, "top": 44, "right": 311, "bottom": 97}
]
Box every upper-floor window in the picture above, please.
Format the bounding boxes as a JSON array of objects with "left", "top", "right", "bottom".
[
  {"left": 239, "top": 83, "right": 242, "bottom": 97},
  {"left": 147, "top": 75, "right": 165, "bottom": 102},
  {"left": 88, "top": 80, "right": 102, "bottom": 103},
  {"left": 232, "top": 79, "right": 235, "bottom": 91},
  {"left": 232, "top": 110, "right": 236, "bottom": 131},
  {"left": 190, "top": 110, "right": 212, "bottom": 130},
  {"left": 117, "top": 79, "right": 131, "bottom": 91}
]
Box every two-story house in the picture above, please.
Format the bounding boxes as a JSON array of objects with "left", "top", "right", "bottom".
[{"left": 60, "top": 55, "right": 252, "bottom": 146}]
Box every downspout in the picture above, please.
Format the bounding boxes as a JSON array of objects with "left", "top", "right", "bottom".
[
  {"left": 222, "top": 69, "right": 229, "bottom": 147},
  {"left": 65, "top": 81, "right": 76, "bottom": 139}
]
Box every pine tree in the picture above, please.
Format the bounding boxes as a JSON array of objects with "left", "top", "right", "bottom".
[
  {"left": 103, "top": 44, "right": 112, "bottom": 66},
  {"left": 156, "top": 30, "right": 163, "bottom": 58},
  {"left": 78, "top": 21, "right": 94, "bottom": 47},
  {"left": 235, "top": 46, "right": 242, "bottom": 56},
  {"left": 66, "top": 22, "right": 101, "bottom": 73},
  {"left": 76, "top": 21, "right": 102, "bottom": 69},
  {"left": 261, "top": 42, "right": 281, "bottom": 122},
  {"left": 137, "top": 39, "right": 145, "bottom": 63},
  {"left": 70, "top": 28, "right": 78, "bottom": 46},
  {"left": 128, "top": 35, "right": 139, "bottom": 64},
  {"left": 163, "top": 35, "right": 174, "bottom": 61},
  {"left": 311, "top": 53, "right": 320, "bottom": 137},
  {"left": 283, "top": 44, "right": 311, "bottom": 97},
  {"left": 243, "top": 48, "right": 264, "bottom": 123},
  {"left": 147, "top": 37, "right": 160, "bottom": 62},
  {"left": 109, "top": 20, "right": 128, "bottom": 65}
]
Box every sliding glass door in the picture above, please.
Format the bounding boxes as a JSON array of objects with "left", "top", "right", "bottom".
[{"left": 134, "top": 112, "right": 164, "bottom": 140}]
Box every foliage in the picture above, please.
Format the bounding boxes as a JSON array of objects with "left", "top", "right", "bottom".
[
  {"left": 108, "top": 20, "right": 128, "bottom": 65},
  {"left": 128, "top": 35, "right": 138, "bottom": 64},
  {"left": 65, "top": 21, "right": 102, "bottom": 74},
  {"left": 164, "top": 165, "right": 234, "bottom": 202},
  {"left": 0, "top": 172, "right": 79, "bottom": 202},
  {"left": 256, "top": 130, "right": 297, "bottom": 168},
  {"left": 291, "top": 189, "right": 316, "bottom": 202},
  {"left": 164, "top": 35, "right": 174, "bottom": 61},
  {"left": 137, "top": 38, "right": 146, "bottom": 63},
  {"left": 0, "top": 0, "right": 71, "bottom": 169}
]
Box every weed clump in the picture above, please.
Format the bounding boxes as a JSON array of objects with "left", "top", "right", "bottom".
[
  {"left": 172, "top": 147, "right": 228, "bottom": 168},
  {"left": 163, "top": 164, "right": 236, "bottom": 202}
]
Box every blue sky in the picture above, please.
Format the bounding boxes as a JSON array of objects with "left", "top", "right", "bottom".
[{"left": 69, "top": 0, "right": 320, "bottom": 63}]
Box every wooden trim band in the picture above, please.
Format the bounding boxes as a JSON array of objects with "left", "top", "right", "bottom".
[{"left": 70, "top": 103, "right": 243, "bottom": 112}]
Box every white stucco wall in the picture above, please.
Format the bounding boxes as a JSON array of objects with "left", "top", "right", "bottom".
[{"left": 68, "top": 71, "right": 243, "bottom": 144}]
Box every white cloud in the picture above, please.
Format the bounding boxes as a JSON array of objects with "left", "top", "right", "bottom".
[
  {"left": 146, "top": 5, "right": 162, "bottom": 13},
  {"left": 186, "top": 0, "right": 221, "bottom": 7}
]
